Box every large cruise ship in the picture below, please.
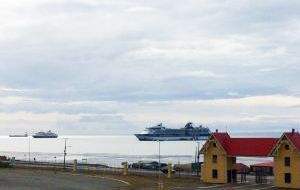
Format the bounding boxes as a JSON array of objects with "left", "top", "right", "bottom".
[
  {"left": 32, "top": 130, "right": 58, "bottom": 138},
  {"left": 135, "top": 122, "right": 211, "bottom": 141}
]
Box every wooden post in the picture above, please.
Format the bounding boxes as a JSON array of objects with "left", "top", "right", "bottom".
[
  {"left": 200, "top": 164, "right": 204, "bottom": 181},
  {"left": 73, "top": 159, "right": 77, "bottom": 172},
  {"left": 11, "top": 157, "right": 15, "bottom": 167},
  {"left": 123, "top": 162, "right": 128, "bottom": 176},
  {"left": 167, "top": 163, "right": 172, "bottom": 178},
  {"left": 157, "top": 182, "right": 164, "bottom": 190}
]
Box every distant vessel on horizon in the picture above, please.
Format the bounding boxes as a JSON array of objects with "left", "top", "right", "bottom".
[
  {"left": 135, "top": 122, "right": 211, "bottom": 141},
  {"left": 9, "top": 132, "right": 28, "bottom": 137},
  {"left": 32, "top": 130, "right": 58, "bottom": 138}
]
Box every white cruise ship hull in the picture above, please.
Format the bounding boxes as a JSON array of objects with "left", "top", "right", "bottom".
[{"left": 135, "top": 134, "right": 209, "bottom": 141}]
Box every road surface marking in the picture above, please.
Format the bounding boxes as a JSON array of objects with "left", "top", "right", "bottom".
[
  {"left": 71, "top": 173, "right": 131, "bottom": 185},
  {"left": 233, "top": 184, "right": 262, "bottom": 189},
  {"left": 253, "top": 186, "right": 275, "bottom": 190},
  {"left": 198, "top": 184, "right": 229, "bottom": 189},
  {"left": 198, "top": 183, "right": 260, "bottom": 189}
]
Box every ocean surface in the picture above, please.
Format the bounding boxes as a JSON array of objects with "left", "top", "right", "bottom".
[{"left": 0, "top": 135, "right": 273, "bottom": 167}]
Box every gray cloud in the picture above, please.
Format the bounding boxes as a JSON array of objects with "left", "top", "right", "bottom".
[{"left": 0, "top": 0, "right": 300, "bottom": 134}]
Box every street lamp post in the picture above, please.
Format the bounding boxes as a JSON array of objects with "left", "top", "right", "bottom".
[
  {"left": 63, "top": 138, "right": 67, "bottom": 169},
  {"left": 54, "top": 156, "right": 57, "bottom": 173},
  {"left": 63, "top": 138, "right": 71, "bottom": 169},
  {"left": 196, "top": 141, "right": 201, "bottom": 176},
  {"left": 197, "top": 141, "right": 200, "bottom": 163},
  {"left": 157, "top": 140, "right": 163, "bottom": 190},
  {"left": 28, "top": 137, "right": 31, "bottom": 163}
]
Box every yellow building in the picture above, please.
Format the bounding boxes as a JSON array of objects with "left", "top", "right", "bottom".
[
  {"left": 270, "top": 130, "right": 300, "bottom": 189},
  {"left": 200, "top": 131, "right": 277, "bottom": 184},
  {"left": 200, "top": 132, "right": 235, "bottom": 183}
]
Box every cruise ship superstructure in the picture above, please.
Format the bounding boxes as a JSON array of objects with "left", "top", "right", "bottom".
[
  {"left": 135, "top": 122, "right": 211, "bottom": 141},
  {"left": 32, "top": 130, "right": 58, "bottom": 138}
]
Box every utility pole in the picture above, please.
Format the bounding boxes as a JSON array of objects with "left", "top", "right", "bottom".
[
  {"left": 195, "top": 146, "right": 197, "bottom": 163},
  {"left": 28, "top": 137, "right": 31, "bottom": 163},
  {"left": 197, "top": 141, "right": 200, "bottom": 163},
  {"left": 157, "top": 140, "right": 163, "bottom": 190},
  {"left": 63, "top": 138, "right": 67, "bottom": 169}
]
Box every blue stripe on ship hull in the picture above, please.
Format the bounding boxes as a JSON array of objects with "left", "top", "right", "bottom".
[{"left": 32, "top": 136, "right": 58, "bottom": 138}]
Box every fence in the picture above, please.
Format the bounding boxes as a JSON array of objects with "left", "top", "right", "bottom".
[{"left": 5, "top": 159, "right": 200, "bottom": 179}]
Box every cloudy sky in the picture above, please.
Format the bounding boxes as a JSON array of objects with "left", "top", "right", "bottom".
[{"left": 0, "top": 0, "right": 300, "bottom": 135}]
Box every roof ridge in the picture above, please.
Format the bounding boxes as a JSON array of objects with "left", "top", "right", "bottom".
[{"left": 231, "top": 137, "right": 278, "bottom": 139}]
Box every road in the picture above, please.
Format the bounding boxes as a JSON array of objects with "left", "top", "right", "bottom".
[{"left": 0, "top": 168, "right": 129, "bottom": 190}]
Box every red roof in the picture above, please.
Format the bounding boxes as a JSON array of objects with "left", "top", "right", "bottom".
[
  {"left": 250, "top": 161, "right": 273, "bottom": 167},
  {"left": 285, "top": 132, "right": 300, "bottom": 152},
  {"left": 213, "top": 133, "right": 278, "bottom": 157}
]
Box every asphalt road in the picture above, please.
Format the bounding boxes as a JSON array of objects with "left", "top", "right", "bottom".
[
  {"left": 168, "top": 175, "right": 278, "bottom": 190},
  {"left": 0, "top": 168, "right": 128, "bottom": 190},
  {"left": 169, "top": 183, "right": 277, "bottom": 190},
  {"left": 195, "top": 183, "right": 276, "bottom": 190}
]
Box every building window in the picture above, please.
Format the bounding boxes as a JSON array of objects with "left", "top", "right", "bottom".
[
  {"left": 212, "top": 169, "right": 218, "bottom": 179},
  {"left": 212, "top": 155, "right": 218, "bottom": 163},
  {"left": 213, "top": 142, "right": 217, "bottom": 147},
  {"left": 284, "top": 157, "right": 291, "bottom": 167},
  {"left": 285, "top": 173, "right": 291, "bottom": 183},
  {"left": 285, "top": 144, "right": 290, "bottom": 150}
]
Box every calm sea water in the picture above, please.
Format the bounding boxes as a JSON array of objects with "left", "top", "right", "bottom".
[
  {"left": 0, "top": 136, "right": 203, "bottom": 166},
  {"left": 0, "top": 135, "right": 273, "bottom": 167}
]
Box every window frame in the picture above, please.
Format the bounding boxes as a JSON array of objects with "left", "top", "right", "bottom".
[
  {"left": 285, "top": 173, "right": 291, "bottom": 183},
  {"left": 212, "top": 142, "right": 217, "bottom": 148},
  {"left": 212, "top": 169, "right": 218, "bottom": 179},
  {"left": 284, "top": 157, "right": 291, "bottom": 167},
  {"left": 285, "top": 144, "right": 290, "bottom": 150},
  {"left": 212, "top": 155, "right": 218, "bottom": 164}
]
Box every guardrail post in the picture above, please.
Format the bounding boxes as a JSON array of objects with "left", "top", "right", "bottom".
[
  {"left": 10, "top": 157, "right": 15, "bottom": 167},
  {"left": 123, "top": 162, "right": 128, "bottom": 176},
  {"left": 82, "top": 159, "right": 88, "bottom": 170},
  {"left": 167, "top": 163, "right": 172, "bottom": 178},
  {"left": 73, "top": 159, "right": 77, "bottom": 172},
  {"left": 157, "top": 182, "right": 164, "bottom": 190},
  {"left": 200, "top": 164, "right": 203, "bottom": 180}
]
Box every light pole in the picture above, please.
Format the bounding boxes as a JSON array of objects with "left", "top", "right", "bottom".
[
  {"left": 54, "top": 156, "right": 57, "bottom": 173},
  {"left": 28, "top": 137, "right": 31, "bottom": 163},
  {"left": 63, "top": 138, "right": 71, "bottom": 169},
  {"left": 63, "top": 138, "right": 67, "bottom": 169},
  {"left": 196, "top": 141, "right": 201, "bottom": 176},
  {"left": 197, "top": 141, "right": 200, "bottom": 163},
  {"left": 157, "top": 140, "right": 163, "bottom": 190}
]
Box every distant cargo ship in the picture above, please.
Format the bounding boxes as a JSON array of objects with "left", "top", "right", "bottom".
[
  {"left": 9, "top": 133, "right": 28, "bottom": 137},
  {"left": 135, "top": 122, "right": 211, "bottom": 141},
  {"left": 32, "top": 130, "right": 58, "bottom": 138}
]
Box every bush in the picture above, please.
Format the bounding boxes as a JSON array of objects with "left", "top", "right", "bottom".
[{"left": 0, "top": 161, "right": 10, "bottom": 168}]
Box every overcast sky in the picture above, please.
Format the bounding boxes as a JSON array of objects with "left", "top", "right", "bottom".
[{"left": 1, "top": 0, "right": 300, "bottom": 135}]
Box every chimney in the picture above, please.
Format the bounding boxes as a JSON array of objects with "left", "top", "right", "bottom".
[
  {"left": 215, "top": 129, "right": 218, "bottom": 133},
  {"left": 292, "top": 128, "right": 295, "bottom": 134}
]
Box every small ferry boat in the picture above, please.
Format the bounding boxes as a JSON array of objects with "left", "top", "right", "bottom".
[
  {"left": 32, "top": 130, "right": 58, "bottom": 138},
  {"left": 135, "top": 122, "right": 211, "bottom": 141},
  {"left": 9, "top": 133, "right": 28, "bottom": 137}
]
